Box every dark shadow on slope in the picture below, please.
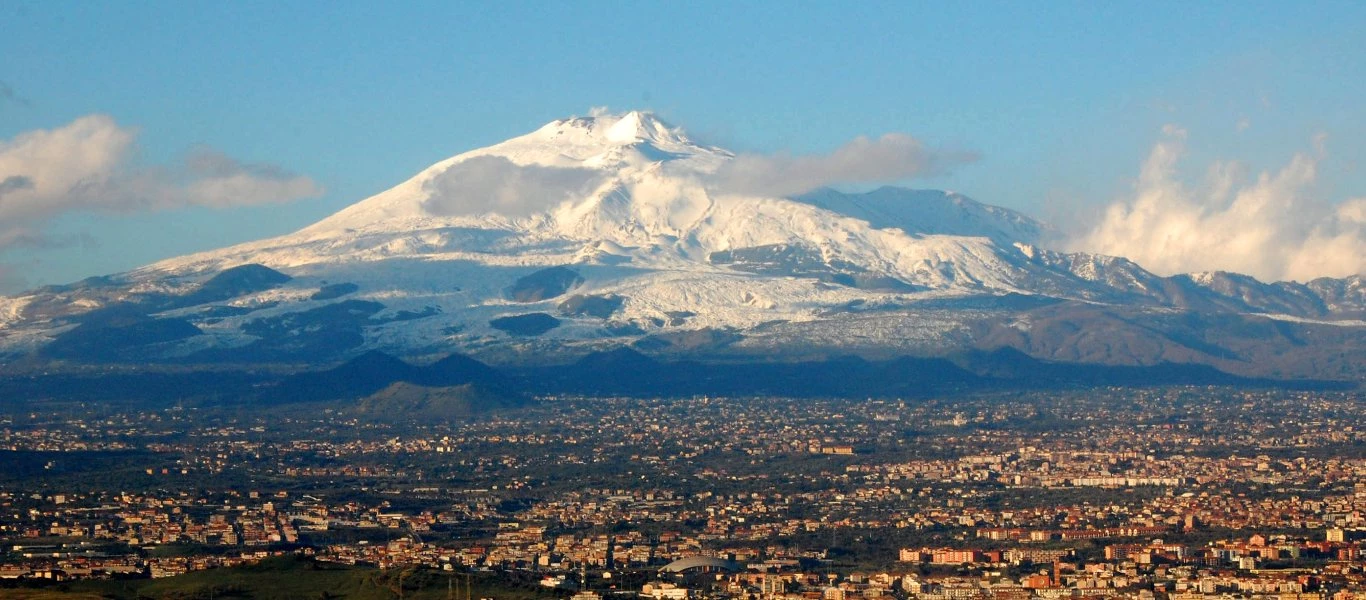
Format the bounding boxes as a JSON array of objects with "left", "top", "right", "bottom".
[
  {"left": 256, "top": 350, "right": 528, "bottom": 413},
  {"left": 950, "top": 346, "right": 1350, "bottom": 391},
  {"left": 174, "top": 264, "right": 292, "bottom": 308},
  {"left": 43, "top": 305, "right": 201, "bottom": 362},
  {"left": 506, "top": 266, "right": 583, "bottom": 302},
  {"left": 515, "top": 346, "right": 1354, "bottom": 398}
]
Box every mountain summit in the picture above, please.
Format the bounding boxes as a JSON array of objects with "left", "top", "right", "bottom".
[
  {"left": 0, "top": 112, "right": 1362, "bottom": 379},
  {"left": 295, "top": 110, "right": 726, "bottom": 236}
]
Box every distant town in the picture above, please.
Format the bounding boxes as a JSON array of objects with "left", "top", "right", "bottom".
[{"left": 5, "top": 387, "right": 1366, "bottom": 598}]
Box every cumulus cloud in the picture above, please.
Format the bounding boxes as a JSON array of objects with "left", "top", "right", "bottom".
[
  {"left": 0, "top": 114, "right": 323, "bottom": 252},
  {"left": 707, "top": 133, "right": 976, "bottom": 198},
  {"left": 1069, "top": 127, "right": 1366, "bottom": 283},
  {"left": 178, "top": 149, "right": 325, "bottom": 208},
  {"left": 420, "top": 155, "right": 602, "bottom": 218}
]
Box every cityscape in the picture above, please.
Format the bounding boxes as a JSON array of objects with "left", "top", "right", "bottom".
[{"left": 5, "top": 387, "right": 1366, "bottom": 598}]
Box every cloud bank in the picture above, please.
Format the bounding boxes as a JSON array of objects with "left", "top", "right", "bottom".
[
  {"left": 708, "top": 133, "right": 977, "bottom": 197},
  {"left": 421, "top": 155, "right": 602, "bottom": 218},
  {"left": 0, "top": 114, "right": 323, "bottom": 252},
  {"left": 1069, "top": 126, "right": 1366, "bottom": 283}
]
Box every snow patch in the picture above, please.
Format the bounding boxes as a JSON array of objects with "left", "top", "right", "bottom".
[{"left": 1256, "top": 313, "right": 1366, "bottom": 327}]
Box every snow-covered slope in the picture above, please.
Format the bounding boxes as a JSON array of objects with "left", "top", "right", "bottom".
[
  {"left": 796, "top": 187, "right": 1049, "bottom": 246},
  {"left": 139, "top": 112, "right": 1095, "bottom": 296},
  {"left": 1, "top": 111, "right": 1362, "bottom": 367}
]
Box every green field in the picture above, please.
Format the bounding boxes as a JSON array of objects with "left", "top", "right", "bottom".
[{"left": 3, "top": 556, "right": 570, "bottom": 600}]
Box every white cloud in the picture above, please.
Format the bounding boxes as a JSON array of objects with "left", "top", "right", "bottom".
[
  {"left": 179, "top": 149, "right": 324, "bottom": 208},
  {"left": 420, "top": 155, "right": 602, "bottom": 218},
  {"left": 0, "top": 114, "right": 323, "bottom": 251},
  {"left": 707, "top": 133, "right": 976, "bottom": 198},
  {"left": 1069, "top": 127, "right": 1366, "bottom": 283},
  {"left": 1336, "top": 198, "right": 1366, "bottom": 225}
]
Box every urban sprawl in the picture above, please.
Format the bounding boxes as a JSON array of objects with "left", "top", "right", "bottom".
[{"left": 5, "top": 388, "right": 1366, "bottom": 598}]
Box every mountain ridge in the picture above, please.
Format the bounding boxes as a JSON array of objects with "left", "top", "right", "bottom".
[{"left": 0, "top": 111, "right": 1362, "bottom": 382}]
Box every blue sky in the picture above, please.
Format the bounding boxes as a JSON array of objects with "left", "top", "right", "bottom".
[{"left": 2, "top": 1, "right": 1365, "bottom": 289}]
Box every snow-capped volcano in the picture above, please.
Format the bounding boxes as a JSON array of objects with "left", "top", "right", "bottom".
[
  {"left": 147, "top": 110, "right": 1049, "bottom": 289},
  {"left": 296, "top": 111, "right": 730, "bottom": 237},
  {"left": 2, "top": 111, "right": 1363, "bottom": 378}
]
